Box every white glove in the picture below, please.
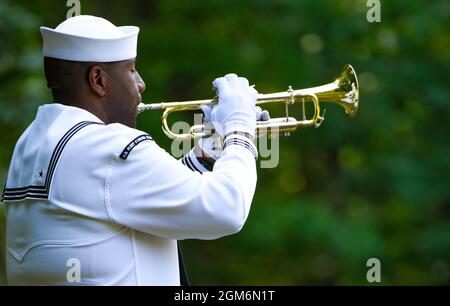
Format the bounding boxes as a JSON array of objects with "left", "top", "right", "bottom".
[
  {"left": 210, "top": 74, "right": 258, "bottom": 138},
  {"left": 255, "top": 106, "right": 270, "bottom": 122},
  {"left": 199, "top": 103, "right": 270, "bottom": 161},
  {"left": 201, "top": 105, "right": 270, "bottom": 130}
]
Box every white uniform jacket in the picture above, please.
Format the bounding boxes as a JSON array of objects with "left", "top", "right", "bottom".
[{"left": 2, "top": 103, "right": 257, "bottom": 285}]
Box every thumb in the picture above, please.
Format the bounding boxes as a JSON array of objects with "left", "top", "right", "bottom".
[
  {"left": 249, "top": 86, "right": 259, "bottom": 100},
  {"left": 200, "top": 105, "right": 212, "bottom": 123}
]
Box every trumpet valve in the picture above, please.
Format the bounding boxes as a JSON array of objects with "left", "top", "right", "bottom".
[{"left": 287, "top": 86, "right": 295, "bottom": 104}]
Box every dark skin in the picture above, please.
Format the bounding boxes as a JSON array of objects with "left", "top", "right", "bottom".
[
  {"left": 44, "top": 57, "right": 215, "bottom": 165},
  {"left": 44, "top": 57, "right": 145, "bottom": 128}
]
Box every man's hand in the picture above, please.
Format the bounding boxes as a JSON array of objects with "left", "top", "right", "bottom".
[
  {"left": 209, "top": 74, "right": 258, "bottom": 138},
  {"left": 197, "top": 80, "right": 270, "bottom": 163},
  {"left": 202, "top": 105, "right": 269, "bottom": 126}
]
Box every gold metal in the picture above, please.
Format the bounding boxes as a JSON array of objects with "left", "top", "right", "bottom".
[{"left": 137, "top": 64, "right": 359, "bottom": 140}]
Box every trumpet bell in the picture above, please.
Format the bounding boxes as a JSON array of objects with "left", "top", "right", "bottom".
[
  {"left": 259, "top": 64, "right": 359, "bottom": 118},
  {"left": 319, "top": 64, "right": 359, "bottom": 118}
]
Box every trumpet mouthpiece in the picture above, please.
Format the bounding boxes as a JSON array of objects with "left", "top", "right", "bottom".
[{"left": 137, "top": 103, "right": 162, "bottom": 113}]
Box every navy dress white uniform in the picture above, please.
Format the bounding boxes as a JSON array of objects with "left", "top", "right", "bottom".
[{"left": 2, "top": 16, "right": 258, "bottom": 285}]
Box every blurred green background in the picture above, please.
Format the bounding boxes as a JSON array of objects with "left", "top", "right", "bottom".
[{"left": 0, "top": 0, "right": 449, "bottom": 285}]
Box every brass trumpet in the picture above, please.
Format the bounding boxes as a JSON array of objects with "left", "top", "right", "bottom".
[{"left": 137, "top": 64, "right": 359, "bottom": 140}]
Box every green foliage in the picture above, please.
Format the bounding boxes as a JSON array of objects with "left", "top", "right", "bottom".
[{"left": 0, "top": 0, "right": 449, "bottom": 285}]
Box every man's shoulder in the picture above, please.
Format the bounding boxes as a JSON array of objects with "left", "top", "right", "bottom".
[
  {"left": 71, "top": 122, "right": 155, "bottom": 159},
  {"left": 107, "top": 124, "right": 155, "bottom": 160},
  {"left": 104, "top": 123, "right": 150, "bottom": 138},
  {"left": 92, "top": 123, "right": 153, "bottom": 146}
]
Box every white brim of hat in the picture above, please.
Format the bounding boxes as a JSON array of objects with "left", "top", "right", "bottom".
[{"left": 41, "top": 26, "right": 140, "bottom": 62}]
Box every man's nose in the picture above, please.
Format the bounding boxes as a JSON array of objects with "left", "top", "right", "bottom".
[{"left": 136, "top": 71, "right": 146, "bottom": 93}]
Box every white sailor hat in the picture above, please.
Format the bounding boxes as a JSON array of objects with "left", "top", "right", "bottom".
[{"left": 40, "top": 15, "right": 140, "bottom": 62}]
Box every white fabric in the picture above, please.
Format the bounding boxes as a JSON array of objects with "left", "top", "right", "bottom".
[
  {"left": 3, "top": 103, "right": 257, "bottom": 285},
  {"left": 181, "top": 148, "right": 211, "bottom": 173},
  {"left": 40, "top": 15, "right": 139, "bottom": 62},
  {"left": 255, "top": 106, "right": 271, "bottom": 122},
  {"left": 211, "top": 74, "right": 257, "bottom": 138},
  {"left": 197, "top": 136, "right": 223, "bottom": 161},
  {"left": 223, "top": 134, "right": 258, "bottom": 159},
  {"left": 199, "top": 104, "right": 270, "bottom": 161},
  {"left": 201, "top": 105, "right": 269, "bottom": 124}
]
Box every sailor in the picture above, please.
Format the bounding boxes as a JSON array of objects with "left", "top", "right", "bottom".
[{"left": 2, "top": 15, "right": 266, "bottom": 285}]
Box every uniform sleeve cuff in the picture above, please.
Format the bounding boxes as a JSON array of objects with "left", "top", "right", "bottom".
[
  {"left": 223, "top": 134, "right": 258, "bottom": 159},
  {"left": 181, "top": 148, "right": 212, "bottom": 173}
]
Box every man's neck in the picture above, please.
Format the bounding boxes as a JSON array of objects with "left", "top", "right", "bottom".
[{"left": 56, "top": 98, "right": 109, "bottom": 124}]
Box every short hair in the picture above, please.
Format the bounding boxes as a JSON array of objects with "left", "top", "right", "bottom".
[{"left": 44, "top": 57, "right": 95, "bottom": 99}]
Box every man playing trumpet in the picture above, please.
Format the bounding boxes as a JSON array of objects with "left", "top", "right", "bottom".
[{"left": 2, "top": 15, "right": 268, "bottom": 285}]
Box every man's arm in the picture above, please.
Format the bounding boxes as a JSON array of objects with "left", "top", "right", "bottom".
[
  {"left": 106, "top": 74, "right": 258, "bottom": 240},
  {"left": 106, "top": 133, "right": 257, "bottom": 240}
]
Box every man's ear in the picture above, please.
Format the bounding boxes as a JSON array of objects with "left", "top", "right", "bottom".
[{"left": 88, "top": 65, "right": 108, "bottom": 97}]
